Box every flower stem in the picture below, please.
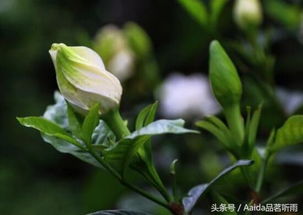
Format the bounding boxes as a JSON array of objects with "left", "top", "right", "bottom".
[
  {"left": 97, "top": 109, "right": 181, "bottom": 214},
  {"left": 255, "top": 153, "right": 269, "bottom": 193},
  {"left": 88, "top": 149, "right": 171, "bottom": 211},
  {"left": 224, "top": 104, "right": 244, "bottom": 146},
  {"left": 102, "top": 108, "right": 130, "bottom": 140}
]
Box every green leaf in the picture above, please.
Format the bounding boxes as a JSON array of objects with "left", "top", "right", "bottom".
[
  {"left": 92, "top": 120, "right": 116, "bottom": 148},
  {"left": 182, "top": 160, "right": 253, "bottom": 213},
  {"left": 265, "top": 0, "right": 301, "bottom": 30},
  {"left": 129, "top": 119, "right": 199, "bottom": 139},
  {"left": 20, "top": 92, "right": 113, "bottom": 168},
  {"left": 87, "top": 210, "right": 148, "bottom": 215},
  {"left": 270, "top": 115, "right": 303, "bottom": 152},
  {"left": 206, "top": 116, "right": 230, "bottom": 135},
  {"left": 104, "top": 136, "right": 150, "bottom": 173},
  {"left": 82, "top": 103, "right": 100, "bottom": 144},
  {"left": 134, "top": 102, "right": 170, "bottom": 201},
  {"left": 177, "top": 0, "right": 208, "bottom": 27},
  {"left": 262, "top": 180, "right": 303, "bottom": 204},
  {"left": 43, "top": 91, "right": 69, "bottom": 129},
  {"left": 135, "top": 102, "right": 158, "bottom": 130},
  {"left": 104, "top": 119, "right": 198, "bottom": 173},
  {"left": 17, "top": 116, "right": 81, "bottom": 148},
  {"left": 196, "top": 120, "right": 231, "bottom": 149},
  {"left": 247, "top": 105, "right": 262, "bottom": 150},
  {"left": 17, "top": 115, "right": 103, "bottom": 167}
]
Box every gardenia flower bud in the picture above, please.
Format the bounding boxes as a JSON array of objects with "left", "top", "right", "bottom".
[
  {"left": 49, "top": 43, "right": 122, "bottom": 114},
  {"left": 209, "top": 40, "right": 242, "bottom": 108},
  {"left": 234, "top": 0, "right": 262, "bottom": 30},
  {"left": 209, "top": 41, "right": 244, "bottom": 144}
]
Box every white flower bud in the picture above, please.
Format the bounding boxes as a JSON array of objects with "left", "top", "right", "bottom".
[
  {"left": 49, "top": 43, "right": 122, "bottom": 114},
  {"left": 234, "top": 0, "right": 262, "bottom": 30}
]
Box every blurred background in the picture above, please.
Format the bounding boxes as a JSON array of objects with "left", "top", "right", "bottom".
[{"left": 1, "top": 0, "right": 303, "bottom": 214}]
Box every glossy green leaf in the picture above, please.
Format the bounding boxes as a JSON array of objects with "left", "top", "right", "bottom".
[
  {"left": 196, "top": 120, "right": 230, "bottom": 148},
  {"left": 206, "top": 116, "right": 230, "bottom": 135},
  {"left": 82, "top": 103, "right": 100, "bottom": 144},
  {"left": 44, "top": 91, "right": 69, "bottom": 129},
  {"left": 20, "top": 92, "right": 113, "bottom": 168},
  {"left": 133, "top": 102, "right": 170, "bottom": 200},
  {"left": 17, "top": 116, "right": 103, "bottom": 167},
  {"left": 17, "top": 116, "right": 81, "bottom": 148},
  {"left": 104, "top": 136, "right": 149, "bottom": 173},
  {"left": 270, "top": 115, "right": 303, "bottom": 152},
  {"left": 87, "top": 210, "right": 148, "bottom": 215},
  {"left": 104, "top": 119, "right": 198, "bottom": 172},
  {"left": 135, "top": 102, "right": 158, "bottom": 130},
  {"left": 196, "top": 118, "right": 239, "bottom": 156},
  {"left": 129, "top": 119, "right": 199, "bottom": 139},
  {"left": 92, "top": 120, "right": 116, "bottom": 148},
  {"left": 46, "top": 92, "right": 113, "bottom": 149},
  {"left": 182, "top": 160, "right": 253, "bottom": 213},
  {"left": 178, "top": 0, "right": 208, "bottom": 27}
]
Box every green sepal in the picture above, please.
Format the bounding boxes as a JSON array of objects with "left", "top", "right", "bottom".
[
  {"left": 81, "top": 103, "right": 100, "bottom": 145},
  {"left": 67, "top": 103, "right": 82, "bottom": 138}
]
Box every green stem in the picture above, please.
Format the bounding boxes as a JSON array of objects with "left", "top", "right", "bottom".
[
  {"left": 102, "top": 108, "right": 130, "bottom": 140},
  {"left": 255, "top": 153, "right": 269, "bottom": 193},
  {"left": 171, "top": 173, "right": 178, "bottom": 202},
  {"left": 240, "top": 166, "right": 254, "bottom": 190},
  {"left": 98, "top": 109, "right": 180, "bottom": 213},
  {"left": 135, "top": 164, "right": 172, "bottom": 202},
  {"left": 88, "top": 149, "right": 171, "bottom": 211},
  {"left": 224, "top": 104, "right": 244, "bottom": 146}
]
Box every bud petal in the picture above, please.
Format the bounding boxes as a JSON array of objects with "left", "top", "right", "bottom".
[
  {"left": 49, "top": 43, "right": 122, "bottom": 114},
  {"left": 209, "top": 40, "right": 242, "bottom": 108}
]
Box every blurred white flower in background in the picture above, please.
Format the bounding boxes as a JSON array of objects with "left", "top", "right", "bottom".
[
  {"left": 93, "top": 25, "right": 135, "bottom": 82},
  {"left": 107, "top": 50, "right": 134, "bottom": 82},
  {"left": 158, "top": 73, "right": 220, "bottom": 119},
  {"left": 0, "top": 0, "right": 15, "bottom": 13},
  {"left": 233, "top": 0, "right": 262, "bottom": 30},
  {"left": 276, "top": 87, "right": 303, "bottom": 114}
]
